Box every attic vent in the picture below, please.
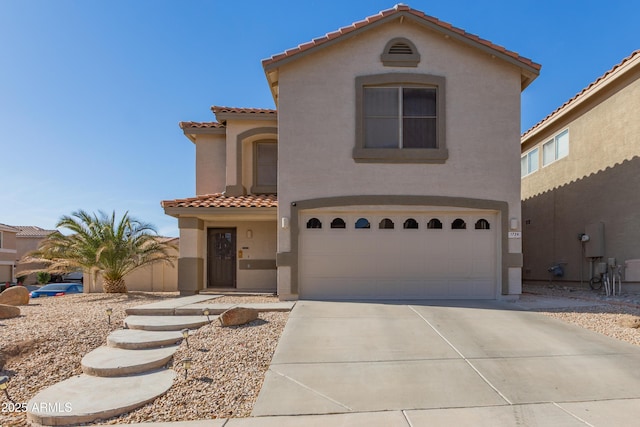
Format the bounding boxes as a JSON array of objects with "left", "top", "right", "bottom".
[
  {"left": 389, "top": 42, "right": 413, "bottom": 55},
  {"left": 381, "top": 37, "right": 420, "bottom": 67}
]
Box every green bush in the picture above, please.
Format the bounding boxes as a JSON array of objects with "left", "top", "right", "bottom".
[{"left": 37, "top": 271, "right": 51, "bottom": 285}]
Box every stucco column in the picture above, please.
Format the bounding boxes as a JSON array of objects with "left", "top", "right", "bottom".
[{"left": 178, "top": 218, "right": 205, "bottom": 295}]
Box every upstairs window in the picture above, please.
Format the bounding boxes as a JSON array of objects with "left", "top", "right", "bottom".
[
  {"left": 364, "top": 87, "right": 437, "bottom": 149},
  {"left": 253, "top": 141, "right": 277, "bottom": 193},
  {"left": 521, "top": 148, "right": 539, "bottom": 177},
  {"left": 354, "top": 74, "right": 448, "bottom": 163},
  {"left": 543, "top": 130, "right": 569, "bottom": 166}
]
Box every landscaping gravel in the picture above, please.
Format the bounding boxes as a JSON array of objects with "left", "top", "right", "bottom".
[
  {"left": 0, "top": 292, "right": 286, "bottom": 427},
  {"left": 2, "top": 287, "right": 640, "bottom": 426}
]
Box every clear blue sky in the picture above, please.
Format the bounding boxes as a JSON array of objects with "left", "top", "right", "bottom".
[{"left": 1, "top": 1, "right": 638, "bottom": 237}]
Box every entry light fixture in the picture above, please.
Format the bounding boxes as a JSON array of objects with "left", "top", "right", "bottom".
[
  {"left": 182, "top": 358, "right": 192, "bottom": 379},
  {"left": 510, "top": 218, "right": 519, "bottom": 230},
  {"left": 203, "top": 308, "right": 211, "bottom": 324},
  {"left": 181, "top": 328, "right": 190, "bottom": 347},
  {"left": 246, "top": 229, "right": 253, "bottom": 239},
  {"left": 106, "top": 307, "right": 113, "bottom": 324}
]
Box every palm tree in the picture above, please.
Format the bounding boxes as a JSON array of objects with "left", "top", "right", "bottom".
[{"left": 26, "top": 210, "right": 176, "bottom": 293}]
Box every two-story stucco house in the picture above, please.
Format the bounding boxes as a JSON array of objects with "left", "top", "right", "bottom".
[
  {"left": 163, "top": 5, "right": 540, "bottom": 300},
  {"left": 521, "top": 50, "right": 640, "bottom": 289}
]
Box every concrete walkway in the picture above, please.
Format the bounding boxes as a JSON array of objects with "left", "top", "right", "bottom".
[{"left": 84, "top": 294, "right": 640, "bottom": 426}]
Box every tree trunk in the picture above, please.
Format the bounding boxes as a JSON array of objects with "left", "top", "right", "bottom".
[{"left": 103, "top": 278, "right": 127, "bottom": 293}]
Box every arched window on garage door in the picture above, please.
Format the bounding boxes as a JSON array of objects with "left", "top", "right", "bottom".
[
  {"left": 306, "top": 218, "right": 322, "bottom": 229},
  {"left": 451, "top": 218, "right": 466, "bottom": 229},
  {"left": 403, "top": 218, "right": 419, "bottom": 229},
  {"left": 379, "top": 218, "right": 395, "bottom": 229},
  {"left": 330, "top": 218, "right": 346, "bottom": 229},
  {"left": 355, "top": 218, "right": 371, "bottom": 229},
  {"left": 475, "top": 219, "right": 490, "bottom": 230},
  {"left": 427, "top": 218, "right": 443, "bottom": 229}
]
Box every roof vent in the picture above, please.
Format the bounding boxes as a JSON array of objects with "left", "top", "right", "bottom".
[{"left": 381, "top": 37, "right": 420, "bottom": 67}]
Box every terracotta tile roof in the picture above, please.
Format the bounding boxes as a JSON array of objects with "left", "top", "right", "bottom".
[
  {"left": 211, "top": 106, "right": 277, "bottom": 116},
  {"left": 262, "top": 4, "right": 541, "bottom": 72},
  {"left": 179, "top": 121, "right": 225, "bottom": 130},
  {"left": 13, "top": 226, "right": 57, "bottom": 237},
  {"left": 522, "top": 49, "right": 640, "bottom": 139},
  {"left": 0, "top": 223, "right": 19, "bottom": 232},
  {"left": 162, "top": 193, "right": 278, "bottom": 209}
]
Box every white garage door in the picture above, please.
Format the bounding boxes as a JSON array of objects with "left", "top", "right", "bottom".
[{"left": 299, "top": 208, "right": 498, "bottom": 299}]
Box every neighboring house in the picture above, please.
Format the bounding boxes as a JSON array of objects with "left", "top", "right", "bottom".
[
  {"left": 13, "top": 225, "right": 57, "bottom": 284},
  {"left": 0, "top": 224, "right": 18, "bottom": 283},
  {"left": 521, "top": 50, "right": 640, "bottom": 289},
  {"left": 163, "top": 5, "right": 540, "bottom": 300}
]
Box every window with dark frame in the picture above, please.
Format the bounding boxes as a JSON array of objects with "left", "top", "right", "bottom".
[
  {"left": 254, "top": 141, "right": 277, "bottom": 192},
  {"left": 403, "top": 218, "right": 419, "bottom": 229},
  {"left": 452, "top": 219, "right": 467, "bottom": 229},
  {"left": 475, "top": 219, "right": 490, "bottom": 230},
  {"left": 363, "top": 87, "right": 437, "bottom": 149}
]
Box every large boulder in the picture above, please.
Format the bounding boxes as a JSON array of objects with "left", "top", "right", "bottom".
[
  {"left": 0, "top": 304, "right": 20, "bottom": 319},
  {"left": 0, "top": 286, "right": 30, "bottom": 306},
  {"left": 219, "top": 307, "right": 259, "bottom": 327}
]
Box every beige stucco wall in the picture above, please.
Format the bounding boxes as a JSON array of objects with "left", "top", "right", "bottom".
[
  {"left": 195, "top": 134, "right": 227, "bottom": 195},
  {"left": 275, "top": 20, "right": 525, "bottom": 297},
  {"left": 521, "top": 71, "right": 640, "bottom": 286},
  {"left": 15, "top": 236, "right": 48, "bottom": 284}
]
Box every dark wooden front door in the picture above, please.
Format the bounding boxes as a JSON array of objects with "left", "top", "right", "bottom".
[{"left": 207, "top": 228, "right": 236, "bottom": 288}]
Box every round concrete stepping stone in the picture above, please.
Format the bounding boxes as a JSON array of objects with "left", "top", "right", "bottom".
[
  {"left": 82, "top": 345, "right": 179, "bottom": 376},
  {"left": 107, "top": 329, "right": 183, "bottom": 350},
  {"left": 124, "top": 315, "right": 209, "bottom": 331},
  {"left": 26, "top": 370, "right": 175, "bottom": 426}
]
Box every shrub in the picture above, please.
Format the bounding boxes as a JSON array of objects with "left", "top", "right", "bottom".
[{"left": 37, "top": 271, "right": 51, "bottom": 285}]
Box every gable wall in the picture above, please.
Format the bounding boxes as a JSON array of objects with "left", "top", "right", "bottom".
[{"left": 276, "top": 19, "right": 523, "bottom": 251}]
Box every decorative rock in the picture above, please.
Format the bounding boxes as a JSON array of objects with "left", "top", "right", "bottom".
[
  {"left": 0, "top": 303, "right": 21, "bottom": 319},
  {"left": 219, "top": 307, "right": 259, "bottom": 327},
  {"left": 618, "top": 316, "right": 640, "bottom": 329},
  {"left": 0, "top": 286, "right": 30, "bottom": 306}
]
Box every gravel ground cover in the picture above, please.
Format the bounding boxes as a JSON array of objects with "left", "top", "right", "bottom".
[
  {"left": 0, "top": 292, "right": 285, "bottom": 427},
  {"left": 524, "top": 283, "right": 640, "bottom": 346},
  {"left": 2, "top": 287, "right": 640, "bottom": 426}
]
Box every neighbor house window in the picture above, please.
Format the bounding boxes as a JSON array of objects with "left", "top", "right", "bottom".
[
  {"left": 306, "top": 218, "right": 322, "bottom": 229},
  {"left": 252, "top": 141, "right": 277, "bottom": 194},
  {"left": 0, "top": 231, "right": 3, "bottom": 248},
  {"left": 521, "top": 148, "right": 539, "bottom": 177},
  {"left": 543, "top": 129, "right": 569, "bottom": 166},
  {"left": 354, "top": 74, "right": 447, "bottom": 163}
]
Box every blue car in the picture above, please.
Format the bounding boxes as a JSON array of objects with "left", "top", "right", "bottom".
[{"left": 30, "top": 283, "right": 83, "bottom": 298}]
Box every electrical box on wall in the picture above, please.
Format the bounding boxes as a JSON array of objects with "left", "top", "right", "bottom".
[{"left": 584, "top": 222, "right": 605, "bottom": 258}]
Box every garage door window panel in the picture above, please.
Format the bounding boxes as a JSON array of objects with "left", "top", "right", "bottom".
[
  {"left": 379, "top": 218, "right": 395, "bottom": 229},
  {"left": 330, "top": 218, "right": 346, "bottom": 229},
  {"left": 355, "top": 218, "right": 371, "bottom": 229},
  {"left": 452, "top": 219, "right": 466, "bottom": 229},
  {"left": 427, "top": 218, "right": 443, "bottom": 229},
  {"left": 403, "top": 218, "right": 419, "bottom": 229},
  {"left": 475, "top": 219, "right": 490, "bottom": 230},
  {"left": 306, "top": 218, "right": 322, "bottom": 229}
]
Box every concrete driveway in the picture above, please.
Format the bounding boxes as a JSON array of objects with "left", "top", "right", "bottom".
[{"left": 252, "top": 298, "right": 640, "bottom": 426}]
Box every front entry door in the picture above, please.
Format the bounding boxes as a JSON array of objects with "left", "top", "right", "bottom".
[{"left": 207, "top": 228, "right": 236, "bottom": 288}]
